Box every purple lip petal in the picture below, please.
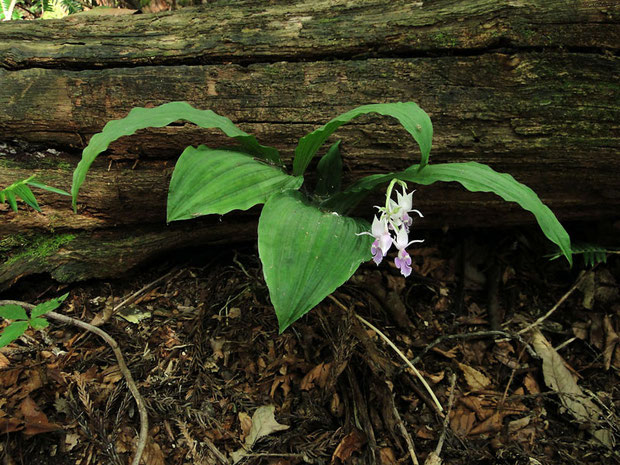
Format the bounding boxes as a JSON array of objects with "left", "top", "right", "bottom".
[
  {"left": 395, "top": 249, "right": 412, "bottom": 277},
  {"left": 371, "top": 240, "right": 384, "bottom": 265},
  {"left": 402, "top": 213, "right": 413, "bottom": 231}
]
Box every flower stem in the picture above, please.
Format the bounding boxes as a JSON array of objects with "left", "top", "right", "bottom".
[{"left": 384, "top": 178, "right": 399, "bottom": 211}]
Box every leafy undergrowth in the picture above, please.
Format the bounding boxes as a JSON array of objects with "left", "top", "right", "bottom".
[{"left": 0, "top": 228, "right": 619, "bottom": 465}]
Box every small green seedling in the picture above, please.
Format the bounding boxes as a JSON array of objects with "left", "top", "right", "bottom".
[
  {"left": 1, "top": 175, "right": 70, "bottom": 212},
  {"left": 0, "top": 293, "right": 68, "bottom": 348}
]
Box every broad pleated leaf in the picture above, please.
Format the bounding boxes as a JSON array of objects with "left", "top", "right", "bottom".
[
  {"left": 0, "top": 321, "right": 29, "bottom": 348},
  {"left": 315, "top": 141, "right": 343, "bottom": 197},
  {"left": 326, "top": 162, "right": 572, "bottom": 265},
  {"left": 0, "top": 304, "right": 28, "bottom": 321},
  {"left": 293, "top": 102, "right": 432, "bottom": 176},
  {"left": 258, "top": 190, "right": 372, "bottom": 332},
  {"left": 72, "top": 102, "right": 280, "bottom": 210},
  {"left": 167, "top": 146, "right": 303, "bottom": 222},
  {"left": 31, "top": 293, "right": 69, "bottom": 318},
  {"left": 400, "top": 163, "right": 572, "bottom": 265}
]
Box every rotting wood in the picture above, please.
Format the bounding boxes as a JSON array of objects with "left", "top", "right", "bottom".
[{"left": 0, "top": 0, "right": 618, "bottom": 288}]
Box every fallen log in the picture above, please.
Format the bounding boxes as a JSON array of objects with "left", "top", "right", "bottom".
[{"left": 0, "top": 0, "right": 618, "bottom": 289}]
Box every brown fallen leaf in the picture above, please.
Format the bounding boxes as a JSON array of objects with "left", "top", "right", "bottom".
[
  {"left": 19, "top": 396, "right": 61, "bottom": 435},
  {"left": 450, "top": 405, "right": 476, "bottom": 437},
  {"left": 301, "top": 362, "right": 331, "bottom": 391},
  {"left": 508, "top": 416, "right": 531, "bottom": 433},
  {"left": 0, "top": 416, "right": 23, "bottom": 433},
  {"left": 238, "top": 412, "right": 252, "bottom": 441},
  {"left": 572, "top": 321, "right": 589, "bottom": 340},
  {"left": 379, "top": 447, "right": 397, "bottom": 465},
  {"left": 138, "top": 437, "right": 165, "bottom": 465},
  {"left": 416, "top": 426, "right": 436, "bottom": 440},
  {"left": 331, "top": 429, "right": 366, "bottom": 463},
  {"left": 231, "top": 405, "right": 289, "bottom": 463},
  {"left": 530, "top": 330, "right": 612, "bottom": 447},
  {"left": 0, "top": 368, "right": 19, "bottom": 388},
  {"left": 469, "top": 411, "right": 503, "bottom": 436},
  {"left": 459, "top": 396, "right": 486, "bottom": 419},
  {"left": 458, "top": 363, "right": 492, "bottom": 391},
  {"left": 523, "top": 373, "right": 541, "bottom": 395}
]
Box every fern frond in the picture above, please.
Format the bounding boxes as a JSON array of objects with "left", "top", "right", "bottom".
[{"left": 547, "top": 242, "right": 618, "bottom": 267}]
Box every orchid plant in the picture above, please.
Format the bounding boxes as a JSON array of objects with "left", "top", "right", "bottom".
[{"left": 70, "top": 102, "right": 572, "bottom": 332}]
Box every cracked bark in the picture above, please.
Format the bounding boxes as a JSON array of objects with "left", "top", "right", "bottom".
[{"left": 0, "top": 0, "right": 618, "bottom": 289}]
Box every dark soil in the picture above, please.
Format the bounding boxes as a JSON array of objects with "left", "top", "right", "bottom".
[{"left": 1, "top": 225, "right": 619, "bottom": 465}]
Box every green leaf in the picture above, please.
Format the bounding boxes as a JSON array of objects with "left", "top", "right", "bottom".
[
  {"left": 322, "top": 173, "right": 395, "bottom": 213},
  {"left": 71, "top": 102, "right": 281, "bottom": 210},
  {"left": 315, "top": 141, "right": 343, "bottom": 197},
  {"left": 293, "top": 102, "right": 432, "bottom": 176},
  {"left": 27, "top": 180, "right": 71, "bottom": 197},
  {"left": 325, "top": 162, "right": 572, "bottom": 265},
  {"left": 0, "top": 304, "right": 28, "bottom": 321},
  {"left": 0, "top": 321, "right": 29, "bottom": 348},
  {"left": 31, "top": 293, "right": 69, "bottom": 318},
  {"left": 399, "top": 163, "right": 572, "bottom": 265},
  {"left": 258, "top": 190, "right": 372, "bottom": 332},
  {"left": 167, "top": 146, "right": 303, "bottom": 222},
  {"left": 4, "top": 190, "right": 18, "bottom": 212},
  {"left": 29, "top": 318, "right": 50, "bottom": 330},
  {"left": 0, "top": 176, "right": 70, "bottom": 214},
  {"left": 12, "top": 184, "right": 41, "bottom": 212}
]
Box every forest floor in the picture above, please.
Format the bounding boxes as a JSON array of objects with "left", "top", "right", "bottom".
[{"left": 0, "top": 225, "right": 619, "bottom": 465}]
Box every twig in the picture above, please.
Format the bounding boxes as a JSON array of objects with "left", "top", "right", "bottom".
[
  {"left": 500, "top": 345, "right": 527, "bottom": 407},
  {"left": 328, "top": 295, "right": 444, "bottom": 414},
  {"left": 0, "top": 299, "right": 148, "bottom": 465},
  {"left": 431, "top": 372, "right": 457, "bottom": 463},
  {"left": 203, "top": 433, "right": 229, "bottom": 464},
  {"left": 113, "top": 267, "right": 183, "bottom": 315},
  {"left": 516, "top": 269, "right": 591, "bottom": 336},
  {"left": 411, "top": 330, "right": 538, "bottom": 364},
  {"left": 390, "top": 391, "right": 419, "bottom": 465}
]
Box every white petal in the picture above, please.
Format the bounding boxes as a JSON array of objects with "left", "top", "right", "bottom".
[
  {"left": 394, "top": 227, "right": 409, "bottom": 249},
  {"left": 378, "top": 234, "right": 393, "bottom": 254},
  {"left": 370, "top": 216, "right": 384, "bottom": 237},
  {"left": 397, "top": 189, "right": 413, "bottom": 211}
]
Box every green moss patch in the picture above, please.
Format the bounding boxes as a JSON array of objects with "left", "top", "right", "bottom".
[{"left": 3, "top": 233, "right": 76, "bottom": 266}]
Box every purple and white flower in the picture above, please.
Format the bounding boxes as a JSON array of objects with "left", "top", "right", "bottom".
[
  {"left": 393, "top": 188, "right": 423, "bottom": 232},
  {"left": 393, "top": 226, "right": 424, "bottom": 277},
  {"left": 358, "top": 215, "right": 393, "bottom": 265},
  {"left": 359, "top": 181, "right": 424, "bottom": 276}
]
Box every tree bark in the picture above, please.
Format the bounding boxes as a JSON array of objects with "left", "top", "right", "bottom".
[{"left": 0, "top": 0, "right": 618, "bottom": 288}]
